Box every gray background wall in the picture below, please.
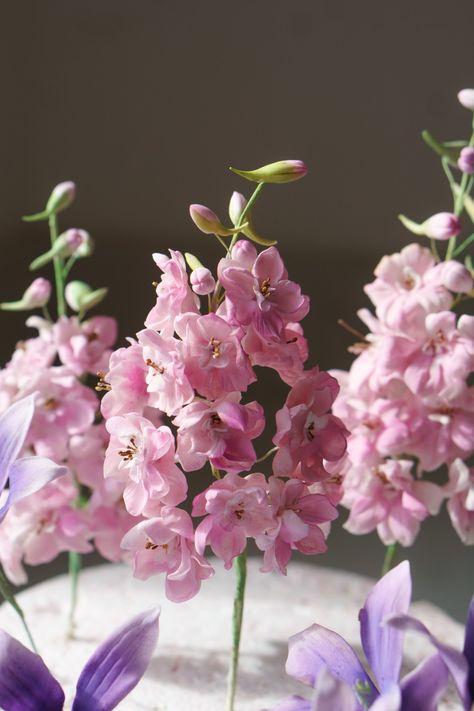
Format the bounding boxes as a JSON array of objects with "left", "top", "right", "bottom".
[{"left": 1, "top": 0, "right": 473, "bottom": 620}]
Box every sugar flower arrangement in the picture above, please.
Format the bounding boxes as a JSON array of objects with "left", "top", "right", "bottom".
[{"left": 0, "top": 86, "right": 473, "bottom": 710}]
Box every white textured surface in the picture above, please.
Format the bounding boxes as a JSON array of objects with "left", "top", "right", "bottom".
[{"left": 0, "top": 560, "right": 464, "bottom": 710}]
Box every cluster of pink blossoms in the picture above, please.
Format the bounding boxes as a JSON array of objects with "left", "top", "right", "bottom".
[
  {"left": 101, "top": 209, "right": 348, "bottom": 601},
  {"left": 332, "top": 243, "right": 474, "bottom": 546},
  {"left": 0, "top": 313, "right": 139, "bottom": 583}
]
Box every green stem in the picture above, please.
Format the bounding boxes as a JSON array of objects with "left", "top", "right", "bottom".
[
  {"left": 381, "top": 543, "right": 398, "bottom": 578},
  {"left": 68, "top": 551, "right": 81, "bottom": 636},
  {"left": 0, "top": 567, "right": 38, "bottom": 653},
  {"left": 226, "top": 551, "right": 247, "bottom": 711},
  {"left": 48, "top": 213, "right": 66, "bottom": 318}
]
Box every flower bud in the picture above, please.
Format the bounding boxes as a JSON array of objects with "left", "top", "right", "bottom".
[
  {"left": 46, "top": 181, "right": 76, "bottom": 214},
  {"left": 227, "top": 191, "right": 277, "bottom": 246},
  {"left": 458, "top": 147, "right": 474, "bottom": 174},
  {"left": 230, "top": 160, "right": 308, "bottom": 184},
  {"left": 423, "top": 212, "right": 462, "bottom": 240},
  {"left": 65, "top": 280, "right": 108, "bottom": 314},
  {"left": 189, "top": 204, "right": 245, "bottom": 237},
  {"left": 23, "top": 181, "right": 76, "bottom": 222},
  {"left": 0, "top": 278, "right": 51, "bottom": 311},
  {"left": 458, "top": 89, "right": 474, "bottom": 111},
  {"left": 190, "top": 267, "right": 216, "bottom": 295},
  {"left": 22, "top": 278, "right": 52, "bottom": 307},
  {"left": 184, "top": 252, "right": 204, "bottom": 271},
  {"left": 399, "top": 212, "right": 461, "bottom": 240},
  {"left": 437, "top": 261, "right": 473, "bottom": 293}
]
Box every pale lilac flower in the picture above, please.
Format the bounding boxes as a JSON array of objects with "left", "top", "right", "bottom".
[
  {"left": 0, "top": 607, "right": 159, "bottom": 711},
  {"left": 104, "top": 413, "right": 187, "bottom": 516},
  {"left": 343, "top": 459, "right": 443, "bottom": 546},
  {"left": 458, "top": 146, "right": 474, "bottom": 174},
  {"left": 0, "top": 395, "right": 66, "bottom": 524},
  {"left": 431, "top": 260, "right": 473, "bottom": 294},
  {"left": 174, "top": 395, "right": 265, "bottom": 474},
  {"left": 54, "top": 315, "right": 117, "bottom": 376},
  {"left": 268, "top": 561, "right": 454, "bottom": 711},
  {"left": 218, "top": 242, "right": 309, "bottom": 337},
  {"left": 137, "top": 328, "right": 194, "bottom": 416},
  {"left": 190, "top": 266, "right": 216, "bottom": 295},
  {"left": 174, "top": 312, "right": 256, "bottom": 399},
  {"left": 121, "top": 508, "right": 213, "bottom": 601},
  {"left": 255, "top": 477, "right": 338, "bottom": 574},
  {"left": 192, "top": 472, "right": 274, "bottom": 568},
  {"left": 145, "top": 250, "right": 199, "bottom": 336},
  {"left": 273, "top": 368, "right": 348, "bottom": 482}
]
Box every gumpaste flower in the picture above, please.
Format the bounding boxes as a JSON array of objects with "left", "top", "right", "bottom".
[
  {"left": 0, "top": 608, "right": 159, "bottom": 711},
  {"left": 0, "top": 395, "right": 66, "bottom": 522},
  {"left": 267, "top": 561, "right": 457, "bottom": 711}
]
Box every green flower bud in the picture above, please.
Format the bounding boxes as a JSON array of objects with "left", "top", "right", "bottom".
[
  {"left": 23, "top": 181, "right": 76, "bottom": 223},
  {"left": 65, "top": 280, "right": 107, "bottom": 314},
  {"left": 230, "top": 160, "right": 307, "bottom": 184}
]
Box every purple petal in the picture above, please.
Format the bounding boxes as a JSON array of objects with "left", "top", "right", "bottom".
[
  {"left": 400, "top": 654, "right": 449, "bottom": 711},
  {"left": 369, "top": 684, "right": 401, "bottom": 710},
  {"left": 286, "top": 624, "right": 377, "bottom": 703},
  {"left": 312, "top": 667, "right": 357, "bottom": 710},
  {"left": 386, "top": 613, "right": 470, "bottom": 708},
  {"left": 0, "top": 628, "right": 64, "bottom": 711},
  {"left": 0, "top": 396, "right": 35, "bottom": 491},
  {"left": 72, "top": 608, "right": 159, "bottom": 711},
  {"left": 0, "top": 456, "right": 67, "bottom": 523},
  {"left": 463, "top": 597, "right": 474, "bottom": 705},
  {"left": 359, "top": 560, "right": 411, "bottom": 691},
  {"left": 262, "top": 696, "right": 312, "bottom": 711}
]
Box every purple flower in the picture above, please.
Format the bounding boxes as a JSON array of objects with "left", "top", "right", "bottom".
[
  {"left": 266, "top": 561, "right": 456, "bottom": 710},
  {"left": 387, "top": 596, "right": 474, "bottom": 709},
  {"left": 0, "top": 607, "right": 159, "bottom": 710},
  {"left": 0, "top": 395, "right": 66, "bottom": 523}
]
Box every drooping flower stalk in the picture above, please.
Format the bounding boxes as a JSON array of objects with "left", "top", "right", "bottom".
[{"left": 226, "top": 550, "right": 247, "bottom": 711}]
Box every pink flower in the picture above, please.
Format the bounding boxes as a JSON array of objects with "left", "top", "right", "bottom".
[
  {"left": 432, "top": 260, "right": 473, "bottom": 294},
  {"left": 0, "top": 477, "right": 93, "bottom": 585},
  {"left": 174, "top": 395, "right": 265, "bottom": 474},
  {"left": 364, "top": 243, "right": 452, "bottom": 333},
  {"left": 54, "top": 315, "right": 117, "bottom": 376},
  {"left": 242, "top": 322, "right": 308, "bottom": 385},
  {"left": 218, "top": 241, "right": 309, "bottom": 337},
  {"left": 121, "top": 508, "right": 214, "bottom": 602},
  {"left": 104, "top": 413, "right": 187, "bottom": 516},
  {"left": 100, "top": 341, "right": 148, "bottom": 419},
  {"left": 446, "top": 459, "right": 474, "bottom": 544},
  {"left": 458, "top": 146, "right": 474, "bottom": 174},
  {"left": 88, "top": 504, "right": 138, "bottom": 563},
  {"left": 192, "top": 472, "right": 274, "bottom": 568},
  {"left": 174, "top": 313, "right": 255, "bottom": 399},
  {"left": 137, "top": 329, "right": 194, "bottom": 416},
  {"left": 145, "top": 250, "right": 199, "bottom": 336},
  {"left": 273, "top": 368, "right": 348, "bottom": 482},
  {"left": 26, "top": 370, "right": 98, "bottom": 461},
  {"left": 343, "top": 459, "right": 444, "bottom": 546},
  {"left": 255, "top": 476, "right": 338, "bottom": 574}
]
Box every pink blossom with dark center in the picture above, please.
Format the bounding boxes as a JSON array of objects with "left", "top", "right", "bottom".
[
  {"left": 273, "top": 368, "right": 348, "bottom": 482},
  {"left": 174, "top": 395, "right": 265, "bottom": 474},
  {"left": 174, "top": 312, "right": 255, "bottom": 399},
  {"left": 218, "top": 241, "right": 309, "bottom": 338},
  {"left": 192, "top": 472, "right": 274, "bottom": 568}
]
